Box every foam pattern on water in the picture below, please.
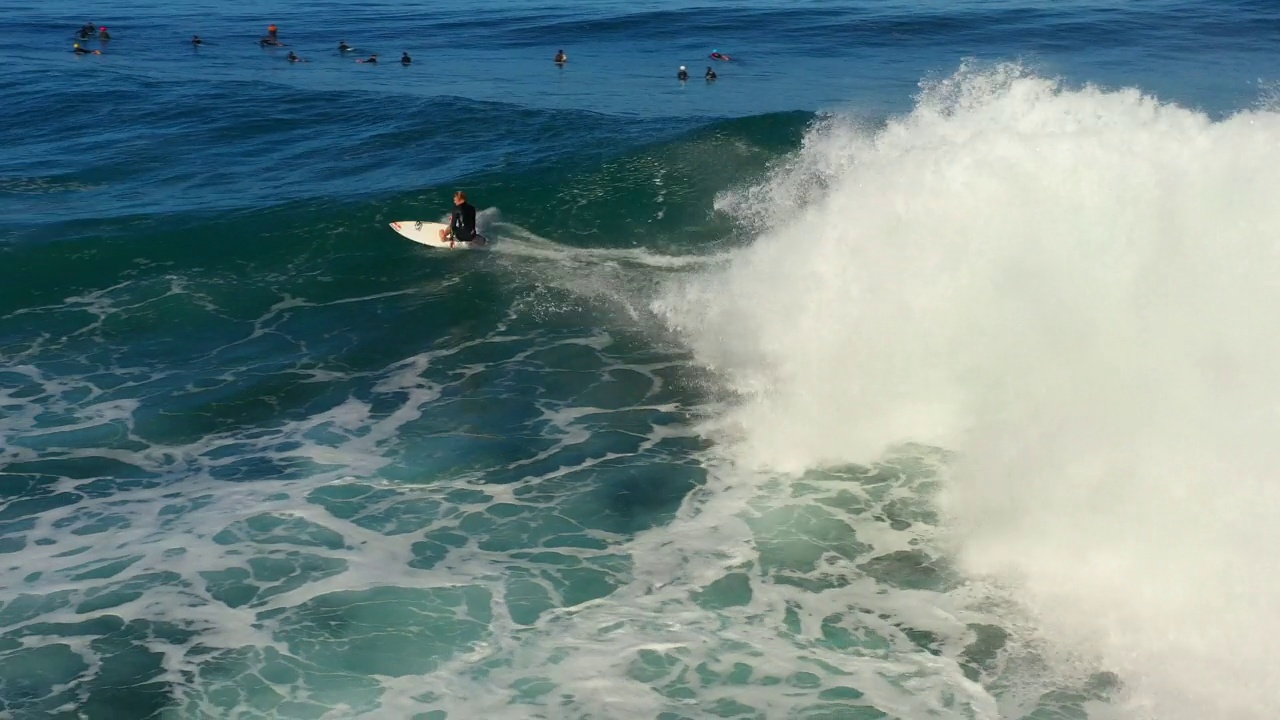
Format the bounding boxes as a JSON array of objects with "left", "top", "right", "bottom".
[{"left": 0, "top": 221, "right": 1061, "bottom": 720}]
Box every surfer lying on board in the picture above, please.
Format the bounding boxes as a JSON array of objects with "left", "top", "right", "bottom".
[{"left": 439, "top": 191, "right": 478, "bottom": 245}]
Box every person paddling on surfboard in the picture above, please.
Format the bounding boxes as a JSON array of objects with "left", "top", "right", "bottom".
[{"left": 439, "top": 191, "right": 478, "bottom": 246}]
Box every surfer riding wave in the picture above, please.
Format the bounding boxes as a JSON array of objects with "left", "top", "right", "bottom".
[{"left": 439, "top": 191, "right": 478, "bottom": 245}]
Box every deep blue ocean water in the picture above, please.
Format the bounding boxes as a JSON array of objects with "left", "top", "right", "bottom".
[{"left": 4, "top": 1, "right": 1280, "bottom": 718}]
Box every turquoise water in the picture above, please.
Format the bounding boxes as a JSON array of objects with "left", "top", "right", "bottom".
[{"left": 5, "top": 1, "right": 1280, "bottom": 718}]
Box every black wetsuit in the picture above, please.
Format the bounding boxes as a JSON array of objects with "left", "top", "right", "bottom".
[
  {"left": 401, "top": 53, "right": 411, "bottom": 65},
  {"left": 74, "top": 46, "right": 93, "bottom": 54},
  {"left": 677, "top": 70, "right": 689, "bottom": 80},
  {"left": 450, "top": 202, "right": 477, "bottom": 241}
]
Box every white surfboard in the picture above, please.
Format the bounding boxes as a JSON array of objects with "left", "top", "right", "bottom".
[{"left": 389, "top": 221, "right": 488, "bottom": 249}]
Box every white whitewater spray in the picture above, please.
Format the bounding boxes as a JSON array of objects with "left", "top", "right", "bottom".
[{"left": 656, "top": 64, "right": 1280, "bottom": 719}]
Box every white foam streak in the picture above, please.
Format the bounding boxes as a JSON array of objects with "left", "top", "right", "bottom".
[{"left": 658, "top": 65, "right": 1280, "bottom": 718}]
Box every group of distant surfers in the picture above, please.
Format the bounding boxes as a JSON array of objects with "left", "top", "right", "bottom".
[
  {"left": 245, "top": 24, "right": 405, "bottom": 64},
  {"left": 72, "top": 22, "right": 734, "bottom": 79},
  {"left": 72, "top": 22, "right": 107, "bottom": 54}
]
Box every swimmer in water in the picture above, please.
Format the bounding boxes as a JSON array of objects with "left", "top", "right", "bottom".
[
  {"left": 357, "top": 54, "right": 377, "bottom": 64},
  {"left": 73, "top": 43, "right": 101, "bottom": 55},
  {"left": 99, "top": 27, "right": 111, "bottom": 40},
  {"left": 709, "top": 49, "right": 731, "bottom": 61},
  {"left": 338, "top": 40, "right": 352, "bottom": 52},
  {"left": 401, "top": 52, "right": 411, "bottom": 65},
  {"left": 554, "top": 49, "right": 567, "bottom": 64},
  {"left": 286, "top": 51, "right": 306, "bottom": 62},
  {"left": 192, "top": 35, "right": 203, "bottom": 46},
  {"left": 267, "top": 24, "right": 278, "bottom": 40},
  {"left": 677, "top": 65, "right": 688, "bottom": 81},
  {"left": 705, "top": 66, "right": 716, "bottom": 80}
]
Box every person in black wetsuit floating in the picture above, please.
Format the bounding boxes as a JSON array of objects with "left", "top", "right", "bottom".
[{"left": 439, "top": 191, "right": 478, "bottom": 244}]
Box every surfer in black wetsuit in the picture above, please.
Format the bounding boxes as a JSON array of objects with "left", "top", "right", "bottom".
[
  {"left": 554, "top": 49, "right": 567, "bottom": 64},
  {"left": 192, "top": 35, "right": 203, "bottom": 46},
  {"left": 439, "top": 191, "right": 478, "bottom": 244},
  {"left": 73, "top": 43, "right": 101, "bottom": 55},
  {"left": 677, "top": 66, "right": 689, "bottom": 81},
  {"left": 357, "top": 54, "right": 377, "bottom": 63},
  {"left": 401, "top": 52, "right": 411, "bottom": 65},
  {"left": 705, "top": 66, "right": 716, "bottom": 80},
  {"left": 78, "top": 23, "right": 95, "bottom": 39},
  {"left": 338, "top": 40, "right": 352, "bottom": 52}
]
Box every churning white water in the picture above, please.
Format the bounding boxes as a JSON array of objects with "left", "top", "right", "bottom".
[{"left": 658, "top": 65, "right": 1280, "bottom": 719}]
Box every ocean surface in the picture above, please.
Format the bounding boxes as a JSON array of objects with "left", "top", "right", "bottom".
[{"left": 4, "top": 1, "right": 1280, "bottom": 718}]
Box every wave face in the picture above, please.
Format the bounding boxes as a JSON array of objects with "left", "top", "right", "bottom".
[{"left": 657, "top": 64, "right": 1280, "bottom": 719}]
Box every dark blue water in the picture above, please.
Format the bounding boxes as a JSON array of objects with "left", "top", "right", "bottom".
[{"left": 3, "top": 1, "right": 1280, "bottom": 718}]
